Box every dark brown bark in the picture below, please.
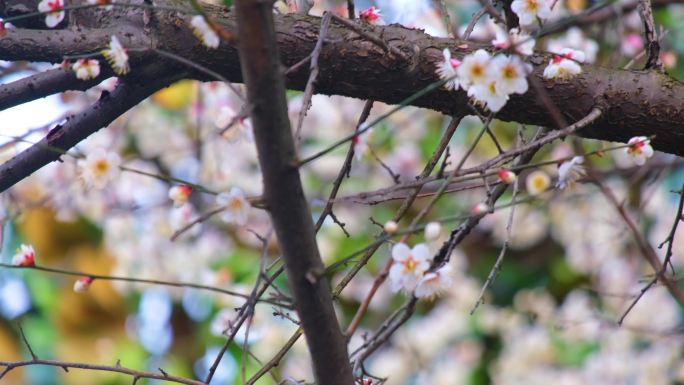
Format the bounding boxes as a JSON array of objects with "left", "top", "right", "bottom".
[
  {"left": 2, "top": 6, "right": 684, "bottom": 159},
  {"left": 233, "top": 2, "right": 354, "bottom": 385}
]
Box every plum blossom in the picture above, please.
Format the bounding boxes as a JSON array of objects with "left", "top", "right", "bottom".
[
  {"left": 72, "top": 59, "right": 100, "bottom": 80},
  {"left": 73, "top": 277, "right": 94, "bottom": 293},
  {"left": 359, "top": 6, "right": 383, "bottom": 25},
  {"left": 216, "top": 187, "right": 250, "bottom": 226},
  {"left": 190, "top": 15, "right": 220, "bottom": 49},
  {"left": 510, "top": 0, "right": 552, "bottom": 26},
  {"left": 497, "top": 169, "right": 517, "bottom": 184},
  {"left": 492, "top": 27, "right": 535, "bottom": 56},
  {"left": 547, "top": 27, "right": 598, "bottom": 63},
  {"left": 436, "top": 49, "right": 462, "bottom": 90},
  {"left": 168, "top": 185, "right": 193, "bottom": 207},
  {"left": 526, "top": 170, "right": 551, "bottom": 195},
  {"left": 491, "top": 54, "right": 531, "bottom": 95},
  {"left": 389, "top": 242, "right": 430, "bottom": 293},
  {"left": 102, "top": 35, "right": 130, "bottom": 75},
  {"left": 625, "top": 136, "right": 654, "bottom": 165},
  {"left": 543, "top": 48, "right": 585, "bottom": 79},
  {"left": 457, "top": 49, "right": 492, "bottom": 88},
  {"left": 352, "top": 125, "right": 373, "bottom": 161},
  {"left": 467, "top": 80, "right": 508, "bottom": 112},
  {"left": 555, "top": 156, "right": 585, "bottom": 189},
  {"left": 415, "top": 265, "right": 452, "bottom": 299},
  {"left": 424, "top": 221, "right": 442, "bottom": 241},
  {"left": 38, "top": 0, "right": 64, "bottom": 28},
  {"left": 12, "top": 244, "right": 35, "bottom": 267},
  {"left": 78, "top": 148, "right": 122, "bottom": 189}
]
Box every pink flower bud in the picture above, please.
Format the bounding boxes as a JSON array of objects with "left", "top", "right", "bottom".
[{"left": 73, "top": 277, "right": 94, "bottom": 293}]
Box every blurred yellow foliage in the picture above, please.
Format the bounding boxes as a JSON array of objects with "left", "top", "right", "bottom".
[{"left": 151, "top": 80, "right": 197, "bottom": 110}]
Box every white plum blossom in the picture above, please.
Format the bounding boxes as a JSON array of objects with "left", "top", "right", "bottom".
[
  {"left": 78, "top": 148, "right": 122, "bottom": 189},
  {"left": 625, "top": 136, "right": 654, "bottom": 165},
  {"left": 436, "top": 49, "right": 462, "bottom": 90},
  {"left": 457, "top": 49, "right": 492, "bottom": 88},
  {"left": 415, "top": 265, "right": 453, "bottom": 299},
  {"left": 190, "top": 15, "right": 220, "bottom": 49},
  {"left": 72, "top": 59, "right": 100, "bottom": 80},
  {"left": 492, "top": 27, "right": 536, "bottom": 56},
  {"left": 510, "top": 0, "right": 552, "bottom": 26},
  {"left": 388, "top": 242, "right": 430, "bottom": 293},
  {"left": 467, "top": 80, "right": 508, "bottom": 112},
  {"left": 556, "top": 156, "right": 585, "bottom": 189},
  {"left": 352, "top": 125, "right": 373, "bottom": 161},
  {"left": 102, "top": 35, "right": 130, "bottom": 75},
  {"left": 526, "top": 170, "right": 551, "bottom": 195},
  {"left": 491, "top": 54, "right": 531, "bottom": 95},
  {"left": 38, "top": 0, "right": 64, "bottom": 28},
  {"left": 424, "top": 221, "right": 442, "bottom": 241},
  {"left": 216, "top": 187, "right": 250, "bottom": 226},
  {"left": 543, "top": 48, "right": 585, "bottom": 79},
  {"left": 11, "top": 244, "right": 36, "bottom": 267},
  {"left": 168, "top": 185, "right": 193, "bottom": 207},
  {"left": 547, "top": 27, "right": 599, "bottom": 63},
  {"left": 73, "top": 277, "right": 94, "bottom": 293}
]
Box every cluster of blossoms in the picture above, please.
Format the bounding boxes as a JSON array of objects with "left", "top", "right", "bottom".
[
  {"left": 436, "top": 48, "right": 532, "bottom": 112},
  {"left": 389, "top": 242, "right": 452, "bottom": 299},
  {"left": 71, "top": 59, "right": 100, "bottom": 80}
]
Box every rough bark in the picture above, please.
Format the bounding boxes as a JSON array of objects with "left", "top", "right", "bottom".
[
  {"left": 1, "top": 4, "right": 683, "bottom": 159},
  {"left": 233, "top": 1, "right": 354, "bottom": 385}
]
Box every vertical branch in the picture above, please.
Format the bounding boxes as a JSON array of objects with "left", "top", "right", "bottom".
[
  {"left": 233, "top": 2, "right": 355, "bottom": 385},
  {"left": 637, "top": 0, "right": 663, "bottom": 70}
]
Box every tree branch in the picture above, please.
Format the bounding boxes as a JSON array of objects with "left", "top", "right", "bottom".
[
  {"left": 0, "top": 64, "right": 183, "bottom": 192},
  {"left": 233, "top": 2, "right": 354, "bottom": 385}
]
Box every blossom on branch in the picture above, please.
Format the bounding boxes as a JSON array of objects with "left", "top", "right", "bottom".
[
  {"left": 436, "top": 49, "right": 462, "bottom": 91},
  {"left": 216, "top": 187, "right": 250, "bottom": 226},
  {"left": 102, "top": 35, "right": 130, "bottom": 75},
  {"left": 72, "top": 59, "right": 100, "bottom": 80},
  {"left": 168, "top": 185, "right": 193, "bottom": 207},
  {"left": 415, "top": 265, "right": 453, "bottom": 299},
  {"left": 38, "top": 0, "right": 65, "bottom": 28},
  {"left": 510, "top": 0, "right": 552, "bottom": 26},
  {"left": 497, "top": 169, "right": 517, "bottom": 184},
  {"left": 625, "top": 136, "right": 654, "bottom": 165},
  {"left": 389, "top": 242, "right": 430, "bottom": 293},
  {"left": 190, "top": 15, "right": 220, "bottom": 49},
  {"left": 12, "top": 244, "right": 35, "bottom": 267},
  {"left": 78, "top": 148, "right": 122, "bottom": 189},
  {"left": 543, "top": 48, "right": 585, "bottom": 80},
  {"left": 73, "top": 277, "right": 94, "bottom": 293},
  {"left": 492, "top": 27, "right": 535, "bottom": 56},
  {"left": 556, "top": 156, "right": 585, "bottom": 189},
  {"left": 352, "top": 125, "right": 373, "bottom": 161}
]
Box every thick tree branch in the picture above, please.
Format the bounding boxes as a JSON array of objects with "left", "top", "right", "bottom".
[
  {"left": 0, "top": 64, "right": 183, "bottom": 192},
  {"left": 1, "top": 5, "right": 684, "bottom": 192},
  {"left": 233, "top": 2, "right": 354, "bottom": 385},
  {"left": 0, "top": 67, "right": 110, "bottom": 111}
]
